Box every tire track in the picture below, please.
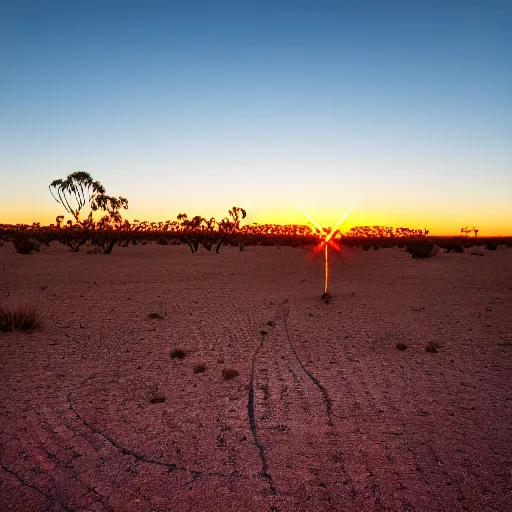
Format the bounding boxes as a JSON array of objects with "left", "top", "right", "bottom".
[
  {"left": 0, "top": 462, "right": 73, "bottom": 512},
  {"left": 279, "top": 300, "right": 392, "bottom": 511},
  {"left": 247, "top": 332, "right": 276, "bottom": 495},
  {"left": 283, "top": 315, "right": 335, "bottom": 426},
  {"left": 320, "top": 332, "right": 455, "bottom": 509},
  {"left": 247, "top": 303, "right": 351, "bottom": 510},
  {"left": 353, "top": 347, "right": 475, "bottom": 509},
  {"left": 67, "top": 375, "right": 248, "bottom": 481}
]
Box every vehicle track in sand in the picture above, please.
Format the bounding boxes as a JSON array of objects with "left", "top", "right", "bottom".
[
  {"left": 246, "top": 301, "right": 366, "bottom": 511},
  {"left": 66, "top": 375, "right": 247, "bottom": 480},
  {"left": 265, "top": 299, "right": 422, "bottom": 511}
]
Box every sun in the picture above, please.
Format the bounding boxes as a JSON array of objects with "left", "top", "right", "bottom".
[{"left": 298, "top": 204, "right": 355, "bottom": 298}]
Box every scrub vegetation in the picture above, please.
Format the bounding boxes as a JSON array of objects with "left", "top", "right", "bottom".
[
  {"left": 0, "top": 304, "right": 41, "bottom": 332},
  {"left": 0, "top": 172, "right": 510, "bottom": 255}
]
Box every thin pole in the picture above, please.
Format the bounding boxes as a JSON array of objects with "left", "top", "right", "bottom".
[{"left": 324, "top": 243, "right": 329, "bottom": 295}]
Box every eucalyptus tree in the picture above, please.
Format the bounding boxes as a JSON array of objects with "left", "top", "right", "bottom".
[
  {"left": 86, "top": 195, "right": 129, "bottom": 255},
  {"left": 229, "top": 206, "right": 246, "bottom": 227},
  {"left": 93, "top": 194, "right": 129, "bottom": 224},
  {"left": 215, "top": 206, "right": 247, "bottom": 253},
  {"left": 201, "top": 217, "right": 217, "bottom": 251},
  {"left": 461, "top": 226, "right": 474, "bottom": 238},
  {"left": 49, "top": 171, "right": 105, "bottom": 227},
  {"left": 177, "top": 213, "right": 205, "bottom": 253},
  {"left": 49, "top": 172, "right": 130, "bottom": 253}
]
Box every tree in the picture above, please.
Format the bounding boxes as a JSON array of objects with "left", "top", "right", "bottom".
[
  {"left": 228, "top": 206, "right": 247, "bottom": 227},
  {"left": 201, "top": 217, "right": 217, "bottom": 251},
  {"left": 49, "top": 171, "right": 105, "bottom": 227},
  {"left": 461, "top": 226, "right": 473, "bottom": 238},
  {"left": 88, "top": 194, "right": 130, "bottom": 254},
  {"left": 92, "top": 194, "right": 129, "bottom": 224},
  {"left": 49, "top": 172, "right": 129, "bottom": 253},
  {"left": 215, "top": 206, "right": 247, "bottom": 253},
  {"left": 176, "top": 213, "right": 205, "bottom": 253}
]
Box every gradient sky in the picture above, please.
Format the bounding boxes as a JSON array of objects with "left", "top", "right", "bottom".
[{"left": 1, "top": 0, "right": 511, "bottom": 234}]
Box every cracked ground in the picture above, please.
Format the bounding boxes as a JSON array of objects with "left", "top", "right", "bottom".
[{"left": 1, "top": 243, "right": 511, "bottom": 511}]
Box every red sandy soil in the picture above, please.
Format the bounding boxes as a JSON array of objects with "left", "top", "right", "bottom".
[{"left": 0, "top": 243, "right": 511, "bottom": 511}]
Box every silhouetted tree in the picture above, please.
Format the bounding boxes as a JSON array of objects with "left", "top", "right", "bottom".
[
  {"left": 461, "top": 226, "right": 473, "bottom": 237},
  {"left": 201, "top": 217, "right": 217, "bottom": 251},
  {"left": 92, "top": 194, "right": 129, "bottom": 224},
  {"left": 49, "top": 172, "right": 130, "bottom": 253},
  {"left": 215, "top": 206, "right": 247, "bottom": 253},
  {"left": 88, "top": 195, "right": 130, "bottom": 254},
  {"left": 177, "top": 213, "right": 206, "bottom": 253},
  {"left": 49, "top": 171, "right": 105, "bottom": 227}
]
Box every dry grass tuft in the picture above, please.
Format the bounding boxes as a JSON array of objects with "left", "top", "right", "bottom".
[
  {"left": 426, "top": 341, "right": 441, "bottom": 353},
  {"left": 170, "top": 348, "right": 186, "bottom": 359},
  {"left": 149, "top": 395, "right": 166, "bottom": 404},
  {"left": 0, "top": 304, "right": 41, "bottom": 332},
  {"left": 395, "top": 342, "right": 408, "bottom": 351},
  {"left": 194, "top": 364, "right": 206, "bottom": 374},
  {"left": 222, "top": 368, "right": 239, "bottom": 380}
]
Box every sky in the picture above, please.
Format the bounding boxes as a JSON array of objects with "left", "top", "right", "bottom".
[{"left": 1, "top": 0, "right": 511, "bottom": 235}]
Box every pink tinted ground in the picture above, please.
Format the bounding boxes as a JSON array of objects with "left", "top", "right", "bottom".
[{"left": 0, "top": 243, "right": 511, "bottom": 511}]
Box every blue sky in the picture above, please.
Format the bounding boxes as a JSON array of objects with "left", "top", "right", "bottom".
[{"left": 1, "top": 0, "right": 511, "bottom": 233}]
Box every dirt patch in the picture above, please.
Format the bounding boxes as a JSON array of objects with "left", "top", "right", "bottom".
[{"left": 1, "top": 243, "right": 511, "bottom": 510}]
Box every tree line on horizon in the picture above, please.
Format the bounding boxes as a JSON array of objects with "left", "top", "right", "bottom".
[{"left": 1, "top": 172, "right": 508, "bottom": 255}]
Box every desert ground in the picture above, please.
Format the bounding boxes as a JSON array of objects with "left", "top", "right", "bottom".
[{"left": 0, "top": 242, "right": 511, "bottom": 511}]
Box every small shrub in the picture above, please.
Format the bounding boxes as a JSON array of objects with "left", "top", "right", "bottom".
[
  {"left": 14, "top": 239, "right": 40, "bottom": 255},
  {"left": 86, "top": 247, "right": 101, "bottom": 255},
  {"left": 440, "top": 241, "right": 464, "bottom": 253},
  {"left": 395, "top": 342, "right": 408, "bottom": 351},
  {"left": 260, "top": 329, "right": 268, "bottom": 336},
  {"left": 426, "top": 341, "right": 441, "bottom": 353},
  {"left": 0, "top": 304, "right": 41, "bottom": 331},
  {"left": 406, "top": 240, "right": 436, "bottom": 259},
  {"left": 194, "top": 364, "right": 206, "bottom": 374},
  {"left": 149, "top": 395, "right": 166, "bottom": 404},
  {"left": 485, "top": 242, "right": 498, "bottom": 251},
  {"left": 170, "top": 349, "right": 186, "bottom": 359},
  {"left": 148, "top": 311, "right": 166, "bottom": 320},
  {"left": 266, "top": 320, "right": 275, "bottom": 327},
  {"left": 222, "top": 369, "right": 239, "bottom": 380}
]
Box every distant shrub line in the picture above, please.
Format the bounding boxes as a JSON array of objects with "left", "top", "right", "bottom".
[
  {"left": 1, "top": 171, "right": 509, "bottom": 255},
  {"left": 2, "top": 223, "right": 510, "bottom": 256}
]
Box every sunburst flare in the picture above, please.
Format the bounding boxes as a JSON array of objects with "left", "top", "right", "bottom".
[{"left": 299, "top": 204, "right": 355, "bottom": 297}]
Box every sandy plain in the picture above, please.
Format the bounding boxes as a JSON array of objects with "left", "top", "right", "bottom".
[{"left": 0, "top": 242, "right": 511, "bottom": 511}]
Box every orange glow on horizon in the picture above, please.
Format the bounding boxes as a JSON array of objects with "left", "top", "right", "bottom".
[
  {"left": 250, "top": 208, "right": 512, "bottom": 237},
  {"left": 2, "top": 205, "right": 511, "bottom": 237}
]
